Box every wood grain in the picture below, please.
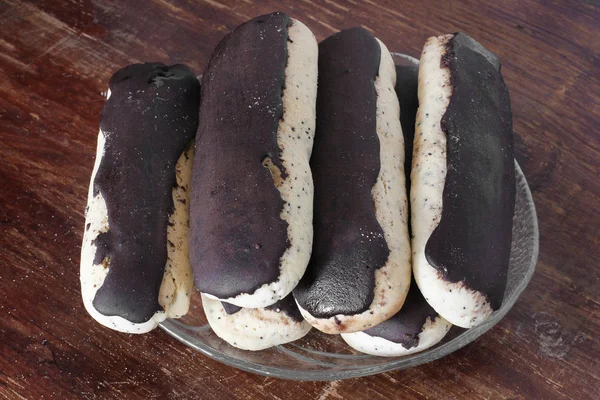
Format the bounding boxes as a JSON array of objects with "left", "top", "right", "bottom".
[{"left": 1, "top": 0, "right": 599, "bottom": 399}]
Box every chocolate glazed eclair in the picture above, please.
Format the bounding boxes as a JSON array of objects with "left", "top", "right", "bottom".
[
  {"left": 342, "top": 56, "right": 451, "bottom": 356},
  {"left": 293, "top": 28, "right": 412, "bottom": 334},
  {"left": 411, "top": 33, "right": 515, "bottom": 328},
  {"left": 80, "top": 63, "right": 200, "bottom": 333},
  {"left": 190, "top": 13, "right": 318, "bottom": 308},
  {"left": 202, "top": 295, "right": 311, "bottom": 351}
]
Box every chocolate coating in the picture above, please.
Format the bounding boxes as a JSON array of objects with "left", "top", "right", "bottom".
[
  {"left": 264, "top": 293, "right": 304, "bottom": 322},
  {"left": 395, "top": 61, "right": 419, "bottom": 183},
  {"left": 425, "top": 33, "right": 515, "bottom": 309},
  {"left": 190, "top": 13, "right": 291, "bottom": 298},
  {"left": 221, "top": 302, "right": 242, "bottom": 315},
  {"left": 363, "top": 279, "right": 439, "bottom": 349},
  {"left": 293, "top": 28, "right": 389, "bottom": 318},
  {"left": 221, "top": 293, "right": 304, "bottom": 323},
  {"left": 93, "top": 63, "right": 200, "bottom": 323},
  {"left": 395, "top": 58, "right": 419, "bottom": 233}
]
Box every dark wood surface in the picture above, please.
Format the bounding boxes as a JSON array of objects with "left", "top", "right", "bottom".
[{"left": 1, "top": 0, "right": 599, "bottom": 398}]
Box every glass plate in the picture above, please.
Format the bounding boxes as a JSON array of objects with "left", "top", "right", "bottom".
[{"left": 159, "top": 53, "right": 539, "bottom": 381}]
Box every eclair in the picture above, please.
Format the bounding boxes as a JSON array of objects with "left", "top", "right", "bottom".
[
  {"left": 411, "top": 33, "right": 515, "bottom": 328},
  {"left": 293, "top": 28, "right": 412, "bottom": 334},
  {"left": 80, "top": 63, "right": 200, "bottom": 333},
  {"left": 190, "top": 12, "right": 318, "bottom": 308},
  {"left": 202, "top": 294, "right": 311, "bottom": 351}
]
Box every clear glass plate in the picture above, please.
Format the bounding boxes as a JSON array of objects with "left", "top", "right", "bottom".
[{"left": 159, "top": 53, "right": 539, "bottom": 381}]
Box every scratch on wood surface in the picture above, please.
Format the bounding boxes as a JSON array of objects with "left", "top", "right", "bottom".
[
  {"left": 262, "top": 379, "right": 274, "bottom": 389},
  {"left": 25, "top": 35, "right": 72, "bottom": 68},
  {"left": 0, "top": 38, "right": 17, "bottom": 51},
  {"left": 306, "top": 14, "right": 337, "bottom": 33},
  {"left": 23, "top": 3, "right": 77, "bottom": 35},
  {"left": 316, "top": 19, "right": 338, "bottom": 33},
  {"left": 104, "top": 381, "right": 135, "bottom": 386},
  {"left": 2, "top": 388, "right": 28, "bottom": 400},
  {"left": 400, "top": 381, "right": 428, "bottom": 398},
  {"left": 156, "top": 0, "right": 184, "bottom": 14},
  {"left": 6, "top": 377, "right": 25, "bottom": 390},
  {"left": 220, "top": 373, "right": 238, "bottom": 382},
  {"left": 259, "top": 376, "right": 275, "bottom": 390},
  {"left": 10, "top": 0, "right": 139, "bottom": 68},
  {"left": 317, "top": 380, "right": 344, "bottom": 400},
  {"left": 203, "top": 0, "right": 228, "bottom": 10},
  {"left": 301, "top": 0, "right": 340, "bottom": 18},
  {"left": 0, "top": 52, "right": 34, "bottom": 77},
  {"left": 383, "top": 373, "right": 398, "bottom": 384},
  {"left": 360, "top": 24, "right": 374, "bottom": 34},
  {"left": 323, "top": 0, "right": 350, "bottom": 12},
  {"left": 362, "top": 0, "right": 411, "bottom": 23}
]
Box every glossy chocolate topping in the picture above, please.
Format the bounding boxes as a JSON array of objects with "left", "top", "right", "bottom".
[
  {"left": 190, "top": 13, "right": 291, "bottom": 298},
  {"left": 293, "top": 28, "right": 389, "bottom": 319},
  {"left": 221, "top": 293, "right": 304, "bottom": 323},
  {"left": 93, "top": 63, "right": 200, "bottom": 323},
  {"left": 363, "top": 278, "right": 439, "bottom": 349},
  {"left": 425, "top": 33, "right": 515, "bottom": 309}
]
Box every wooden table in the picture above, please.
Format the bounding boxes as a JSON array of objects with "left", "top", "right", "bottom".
[{"left": 1, "top": 0, "right": 599, "bottom": 398}]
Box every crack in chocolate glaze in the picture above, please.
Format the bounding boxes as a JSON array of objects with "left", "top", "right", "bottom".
[
  {"left": 363, "top": 279, "right": 439, "bottom": 349},
  {"left": 425, "top": 33, "right": 516, "bottom": 310},
  {"left": 293, "top": 28, "right": 389, "bottom": 319},
  {"left": 92, "top": 63, "right": 200, "bottom": 323},
  {"left": 190, "top": 13, "right": 291, "bottom": 299}
]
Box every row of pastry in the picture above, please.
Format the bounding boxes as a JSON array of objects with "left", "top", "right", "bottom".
[{"left": 81, "top": 12, "right": 515, "bottom": 356}]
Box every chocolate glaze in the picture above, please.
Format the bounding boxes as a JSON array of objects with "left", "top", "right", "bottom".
[
  {"left": 394, "top": 59, "right": 419, "bottom": 184},
  {"left": 221, "top": 293, "right": 304, "bottom": 323},
  {"left": 425, "top": 33, "right": 515, "bottom": 310},
  {"left": 394, "top": 59, "right": 419, "bottom": 236},
  {"left": 363, "top": 278, "right": 439, "bottom": 349},
  {"left": 265, "top": 293, "right": 304, "bottom": 322},
  {"left": 190, "top": 13, "right": 291, "bottom": 298},
  {"left": 293, "top": 28, "right": 389, "bottom": 319},
  {"left": 221, "top": 302, "right": 242, "bottom": 315},
  {"left": 92, "top": 63, "right": 200, "bottom": 323}
]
